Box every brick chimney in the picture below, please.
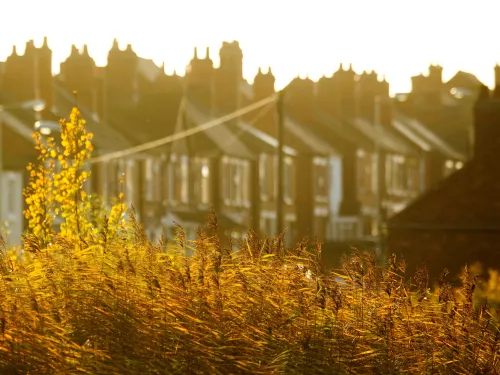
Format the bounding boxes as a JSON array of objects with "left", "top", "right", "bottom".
[
  {"left": 428, "top": 64, "right": 443, "bottom": 86},
  {"left": 411, "top": 65, "right": 443, "bottom": 107},
  {"left": 105, "top": 39, "right": 139, "bottom": 109},
  {"left": 356, "top": 70, "right": 378, "bottom": 121},
  {"left": 316, "top": 74, "right": 341, "bottom": 118},
  {"left": 473, "top": 83, "right": 500, "bottom": 158},
  {"left": 186, "top": 46, "right": 214, "bottom": 110},
  {"left": 335, "top": 63, "right": 356, "bottom": 119},
  {"left": 2, "top": 38, "right": 53, "bottom": 113},
  {"left": 252, "top": 67, "right": 276, "bottom": 135},
  {"left": 377, "top": 76, "right": 392, "bottom": 127},
  {"left": 213, "top": 41, "right": 243, "bottom": 114},
  {"left": 494, "top": 64, "right": 500, "bottom": 98},
  {"left": 283, "top": 76, "right": 315, "bottom": 125},
  {"left": 59, "top": 44, "right": 97, "bottom": 111},
  {"left": 37, "top": 37, "right": 53, "bottom": 115}
]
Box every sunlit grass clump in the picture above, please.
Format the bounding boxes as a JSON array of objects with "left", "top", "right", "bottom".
[{"left": 0, "top": 108, "right": 498, "bottom": 374}]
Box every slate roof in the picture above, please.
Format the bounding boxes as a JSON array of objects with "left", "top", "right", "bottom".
[
  {"left": 388, "top": 130, "right": 500, "bottom": 229},
  {"left": 137, "top": 58, "right": 163, "bottom": 83},
  {"left": 180, "top": 99, "right": 255, "bottom": 159},
  {"left": 315, "top": 110, "right": 371, "bottom": 151},
  {"left": 53, "top": 82, "right": 134, "bottom": 154},
  {"left": 445, "top": 71, "right": 484, "bottom": 91},
  {"left": 1, "top": 110, "right": 37, "bottom": 169},
  {"left": 392, "top": 111, "right": 467, "bottom": 160},
  {"left": 236, "top": 120, "right": 297, "bottom": 157},
  {"left": 315, "top": 110, "right": 420, "bottom": 156},
  {"left": 350, "top": 116, "right": 419, "bottom": 155},
  {"left": 283, "top": 115, "right": 338, "bottom": 156}
]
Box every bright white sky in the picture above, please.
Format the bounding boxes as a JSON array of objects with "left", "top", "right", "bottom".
[{"left": 0, "top": 0, "right": 499, "bottom": 94}]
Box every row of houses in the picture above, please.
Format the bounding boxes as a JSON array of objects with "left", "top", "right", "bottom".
[
  {"left": 388, "top": 84, "right": 500, "bottom": 281},
  {"left": 0, "top": 38, "right": 479, "bottom": 252}
]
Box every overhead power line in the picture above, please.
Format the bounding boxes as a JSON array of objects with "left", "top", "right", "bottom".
[{"left": 89, "top": 94, "right": 277, "bottom": 164}]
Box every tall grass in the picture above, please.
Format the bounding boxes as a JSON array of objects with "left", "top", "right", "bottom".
[{"left": 0, "top": 107, "right": 498, "bottom": 374}]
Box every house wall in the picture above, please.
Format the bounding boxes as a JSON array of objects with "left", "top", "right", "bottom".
[
  {"left": 388, "top": 228, "right": 500, "bottom": 283},
  {"left": 329, "top": 156, "right": 343, "bottom": 216},
  {"left": 383, "top": 153, "right": 421, "bottom": 217},
  {"left": 256, "top": 153, "right": 297, "bottom": 244},
  {"left": 218, "top": 155, "right": 253, "bottom": 236},
  {"left": 0, "top": 171, "right": 24, "bottom": 247},
  {"left": 59, "top": 45, "right": 96, "bottom": 112},
  {"left": 295, "top": 155, "right": 330, "bottom": 242},
  {"left": 295, "top": 156, "right": 313, "bottom": 241}
]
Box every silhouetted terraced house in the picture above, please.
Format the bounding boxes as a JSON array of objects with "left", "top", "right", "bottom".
[
  {"left": 293, "top": 65, "right": 422, "bottom": 244},
  {"left": 173, "top": 42, "right": 302, "bottom": 246},
  {"left": 55, "top": 42, "right": 162, "bottom": 226},
  {"left": 1, "top": 37, "right": 477, "bottom": 251},
  {"left": 303, "top": 64, "right": 469, "bottom": 250},
  {"left": 170, "top": 99, "right": 299, "bottom": 247},
  {"left": 52, "top": 40, "right": 475, "bottom": 247},
  {"left": 387, "top": 80, "right": 500, "bottom": 281},
  {"left": 0, "top": 39, "right": 60, "bottom": 244},
  {"left": 396, "top": 64, "right": 475, "bottom": 172},
  {"left": 55, "top": 45, "right": 147, "bottom": 221},
  {"left": 247, "top": 71, "right": 338, "bottom": 244},
  {"left": 0, "top": 39, "right": 139, "bottom": 245}
]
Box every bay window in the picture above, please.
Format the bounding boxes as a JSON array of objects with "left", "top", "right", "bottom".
[
  {"left": 313, "top": 157, "right": 328, "bottom": 201},
  {"left": 222, "top": 157, "right": 251, "bottom": 207},
  {"left": 284, "top": 156, "right": 294, "bottom": 204},
  {"left": 179, "top": 155, "right": 189, "bottom": 204},
  {"left": 194, "top": 157, "right": 210, "bottom": 205},
  {"left": 125, "top": 159, "right": 135, "bottom": 206},
  {"left": 386, "top": 154, "right": 407, "bottom": 194},
  {"left": 168, "top": 154, "right": 190, "bottom": 205},
  {"left": 259, "top": 154, "right": 268, "bottom": 201},
  {"left": 145, "top": 158, "right": 154, "bottom": 201}
]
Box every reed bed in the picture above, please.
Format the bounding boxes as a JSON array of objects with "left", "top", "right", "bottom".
[
  {"left": 0, "top": 217, "right": 499, "bottom": 374},
  {"left": 0, "top": 106, "right": 498, "bottom": 374}
]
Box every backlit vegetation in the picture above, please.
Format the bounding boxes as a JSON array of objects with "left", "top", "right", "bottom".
[{"left": 0, "top": 108, "right": 498, "bottom": 374}]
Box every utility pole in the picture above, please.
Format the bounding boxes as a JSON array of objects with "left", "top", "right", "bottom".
[
  {"left": 276, "top": 90, "right": 285, "bottom": 236},
  {"left": 0, "top": 117, "right": 3, "bottom": 226},
  {"left": 374, "top": 95, "right": 384, "bottom": 256}
]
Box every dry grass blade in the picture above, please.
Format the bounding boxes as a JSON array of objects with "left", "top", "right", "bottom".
[{"left": 3, "top": 107, "right": 499, "bottom": 375}]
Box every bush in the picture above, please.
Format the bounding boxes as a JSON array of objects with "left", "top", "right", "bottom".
[{"left": 0, "top": 108, "right": 498, "bottom": 374}]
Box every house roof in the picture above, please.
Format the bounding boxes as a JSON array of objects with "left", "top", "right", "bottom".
[
  {"left": 392, "top": 111, "right": 467, "bottom": 160},
  {"left": 168, "top": 99, "right": 219, "bottom": 157},
  {"left": 182, "top": 99, "right": 255, "bottom": 160},
  {"left": 137, "top": 58, "right": 163, "bottom": 83},
  {"left": 316, "top": 109, "right": 420, "bottom": 156},
  {"left": 284, "top": 115, "right": 338, "bottom": 156},
  {"left": 240, "top": 81, "right": 253, "bottom": 101},
  {"left": 185, "top": 84, "right": 299, "bottom": 158},
  {"left": 1, "top": 107, "right": 38, "bottom": 169},
  {"left": 445, "top": 71, "right": 484, "bottom": 90},
  {"left": 387, "top": 137, "right": 500, "bottom": 229},
  {"left": 1, "top": 123, "right": 36, "bottom": 169},
  {"left": 350, "top": 116, "right": 419, "bottom": 155},
  {"left": 315, "top": 110, "right": 372, "bottom": 151},
  {"left": 53, "top": 82, "right": 135, "bottom": 154},
  {"left": 236, "top": 120, "right": 297, "bottom": 157},
  {"left": 1, "top": 107, "right": 37, "bottom": 141},
  {"left": 239, "top": 81, "right": 338, "bottom": 157}
]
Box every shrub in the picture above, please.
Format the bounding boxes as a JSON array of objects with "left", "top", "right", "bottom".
[{"left": 0, "top": 108, "right": 498, "bottom": 374}]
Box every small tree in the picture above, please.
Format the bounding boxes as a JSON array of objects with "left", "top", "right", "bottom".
[{"left": 23, "top": 107, "right": 126, "bottom": 250}]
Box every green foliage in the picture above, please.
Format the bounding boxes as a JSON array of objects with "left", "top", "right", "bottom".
[{"left": 0, "top": 108, "right": 498, "bottom": 374}]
